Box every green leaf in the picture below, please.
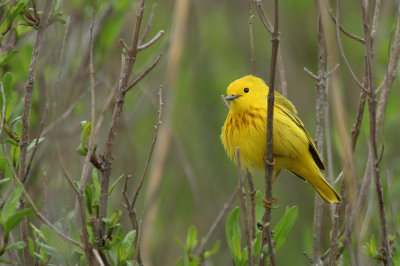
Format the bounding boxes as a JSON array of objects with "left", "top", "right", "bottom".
[
  {"left": 76, "top": 143, "right": 87, "bottom": 156},
  {"left": 273, "top": 206, "right": 298, "bottom": 250},
  {"left": 186, "top": 226, "right": 198, "bottom": 252},
  {"left": 252, "top": 231, "right": 262, "bottom": 259},
  {"left": 364, "top": 234, "right": 377, "bottom": 258},
  {"left": 92, "top": 169, "right": 100, "bottom": 200},
  {"left": 203, "top": 240, "right": 220, "bottom": 259},
  {"left": 5, "top": 208, "right": 32, "bottom": 235},
  {"left": 102, "top": 210, "right": 122, "bottom": 232},
  {"left": 36, "top": 241, "right": 67, "bottom": 265},
  {"left": 255, "top": 191, "right": 264, "bottom": 223},
  {"left": 84, "top": 184, "right": 93, "bottom": 213},
  {"left": 27, "top": 137, "right": 46, "bottom": 152},
  {"left": 108, "top": 173, "right": 125, "bottom": 195},
  {"left": 175, "top": 237, "right": 185, "bottom": 250},
  {"left": 28, "top": 237, "right": 35, "bottom": 257},
  {"left": 0, "top": 178, "right": 11, "bottom": 186},
  {"left": 5, "top": 139, "right": 21, "bottom": 147},
  {"left": 80, "top": 120, "right": 91, "bottom": 150},
  {"left": 1, "top": 72, "right": 13, "bottom": 98},
  {"left": 0, "top": 258, "right": 12, "bottom": 264},
  {"left": 5, "top": 241, "right": 26, "bottom": 251},
  {"left": 226, "top": 206, "right": 242, "bottom": 264},
  {"left": 2, "top": 183, "right": 23, "bottom": 219},
  {"left": 0, "top": 51, "right": 18, "bottom": 67},
  {"left": 7, "top": 3, "right": 25, "bottom": 27},
  {"left": 30, "top": 223, "right": 46, "bottom": 241},
  {"left": 120, "top": 230, "right": 136, "bottom": 260}
]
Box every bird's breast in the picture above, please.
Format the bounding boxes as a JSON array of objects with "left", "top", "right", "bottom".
[{"left": 222, "top": 107, "right": 267, "bottom": 169}]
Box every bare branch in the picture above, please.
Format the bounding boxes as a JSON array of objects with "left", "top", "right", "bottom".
[
  {"left": 260, "top": 0, "right": 279, "bottom": 265},
  {"left": 3, "top": 146, "right": 83, "bottom": 249},
  {"left": 0, "top": 82, "right": 6, "bottom": 138},
  {"left": 139, "top": 3, "right": 158, "bottom": 45},
  {"left": 124, "top": 53, "right": 163, "bottom": 93},
  {"left": 221, "top": 94, "right": 230, "bottom": 110},
  {"left": 236, "top": 148, "right": 254, "bottom": 265},
  {"left": 138, "top": 30, "right": 165, "bottom": 51},
  {"left": 321, "top": 0, "right": 365, "bottom": 44},
  {"left": 131, "top": 86, "right": 164, "bottom": 208}
]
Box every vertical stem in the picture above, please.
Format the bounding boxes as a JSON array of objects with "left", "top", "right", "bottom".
[
  {"left": 248, "top": 0, "right": 255, "bottom": 75},
  {"left": 16, "top": 1, "right": 51, "bottom": 264},
  {"left": 359, "top": 0, "right": 392, "bottom": 264},
  {"left": 236, "top": 148, "right": 254, "bottom": 266},
  {"left": 312, "top": 11, "right": 326, "bottom": 266},
  {"left": 260, "top": 0, "right": 279, "bottom": 265}
]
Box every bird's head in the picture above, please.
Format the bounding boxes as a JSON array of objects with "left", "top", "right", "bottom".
[{"left": 225, "top": 75, "right": 269, "bottom": 112}]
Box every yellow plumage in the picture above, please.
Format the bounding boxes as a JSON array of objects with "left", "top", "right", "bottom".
[{"left": 221, "top": 75, "right": 341, "bottom": 204}]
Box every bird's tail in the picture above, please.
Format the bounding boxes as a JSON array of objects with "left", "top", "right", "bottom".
[{"left": 309, "top": 171, "right": 341, "bottom": 204}]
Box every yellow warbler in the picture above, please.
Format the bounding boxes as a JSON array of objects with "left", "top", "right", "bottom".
[{"left": 221, "top": 75, "right": 341, "bottom": 204}]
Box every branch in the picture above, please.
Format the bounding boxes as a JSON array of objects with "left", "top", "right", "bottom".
[
  {"left": 312, "top": 10, "right": 326, "bottom": 265},
  {"left": 248, "top": 3, "right": 256, "bottom": 75},
  {"left": 194, "top": 175, "right": 245, "bottom": 259},
  {"left": 16, "top": 1, "right": 51, "bottom": 264},
  {"left": 0, "top": 82, "right": 6, "bottom": 138},
  {"left": 236, "top": 148, "right": 254, "bottom": 265},
  {"left": 131, "top": 86, "right": 164, "bottom": 208},
  {"left": 321, "top": 0, "right": 365, "bottom": 44},
  {"left": 359, "top": 0, "right": 392, "bottom": 263},
  {"left": 124, "top": 53, "right": 163, "bottom": 93},
  {"left": 221, "top": 94, "right": 230, "bottom": 110},
  {"left": 3, "top": 146, "right": 83, "bottom": 249},
  {"left": 137, "top": 30, "right": 165, "bottom": 51},
  {"left": 259, "top": 0, "right": 279, "bottom": 265}
]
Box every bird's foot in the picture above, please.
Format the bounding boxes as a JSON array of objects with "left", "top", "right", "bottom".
[{"left": 262, "top": 195, "right": 279, "bottom": 209}]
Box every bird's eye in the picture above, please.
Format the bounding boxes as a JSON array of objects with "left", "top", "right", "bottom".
[{"left": 244, "top": 88, "right": 249, "bottom": 93}]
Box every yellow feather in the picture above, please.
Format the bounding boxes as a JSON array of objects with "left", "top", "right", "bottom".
[{"left": 221, "top": 75, "right": 341, "bottom": 204}]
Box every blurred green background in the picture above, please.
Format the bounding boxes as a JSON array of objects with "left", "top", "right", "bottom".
[{"left": 2, "top": 0, "right": 400, "bottom": 264}]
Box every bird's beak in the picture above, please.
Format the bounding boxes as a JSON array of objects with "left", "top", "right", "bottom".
[{"left": 225, "top": 94, "right": 241, "bottom": 101}]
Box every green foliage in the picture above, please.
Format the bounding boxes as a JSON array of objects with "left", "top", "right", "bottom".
[
  {"left": 105, "top": 227, "right": 137, "bottom": 265},
  {"left": 226, "top": 206, "right": 248, "bottom": 266},
  {"left": 0, "top": 184, "right": 31, "bottom": 256},
  {"left": 273, "top": 206, "right": 298, "bottom": 251},
  {"left": 77, "top": 120, "right": 92, "bottom": 156},
  {"left": 225, "top": 201, "right": 298, "bottom": 265},
  {"left": 176, "top": 225, "right": 220, "bottom": 266}
]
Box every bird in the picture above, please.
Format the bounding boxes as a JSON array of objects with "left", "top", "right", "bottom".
[{"left": 221, "top": 75, "right": 341, "bottom": 204}]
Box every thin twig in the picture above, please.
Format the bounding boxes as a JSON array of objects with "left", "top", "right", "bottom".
[
  {"left": 370, "top": 0, "right": 382, "bottom": 40},
  {"left": 248, "top": 4, "right": 256, "bottom": 75},
  {"left": 247, "top": 170, "right": 257, "bottom": 240},
  {"left": 138, "top": 30, "right": 165, "bottom": 51},
  {"left": 334, "top": 0, "right": 366, "bottom": 92},
  {"left": 99, "top": 0, "right": 163, "bottom": 239},
  {"left": 194, "top": 177, "right": 245, "bottom": 258},
  {"left": 0, "top": 82, "right": 6, "bottom": 138},
  {"left": 321, "top": 0, "right": 365, "bottom": 44},
  {"left": 221, "top": 94, "right": 230, "bottom": 110},
  {"left": 259, "top": 0, "right": 279, "bottom": 265},
  {"left": 360, "top": 0, "right": 392, "bottom": 263},
  {"left": 131, "top": 87, "right": 164, "bottom": 207},
  {"left": 139, "top": 3, "right": 158, "bottom": 46},
  {"left": 236, "top": 148, "right": 254, "bottom": 266},
  {"left": 124, "top": 53, "right": 163, "bottom": 92},
  {"left": 92, "top": 248, "right": 105, "bottom": 266},
  {"left": 2, "top": 146, "right": 83, "bottom": 249},
  {"left": 24, "top": 104, "right": 48, "bottom": 180},
  {"left": 16, "top": 1, "right": 51, "bottom": 264},
  {"left": 312, "top": 10, "right": 326, "bottom": 265}
]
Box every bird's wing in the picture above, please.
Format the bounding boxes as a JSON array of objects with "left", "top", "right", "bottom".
[
  {"left": 274, "top": 97, "right": 325, "bottom": 170},
  {"left": 274, "top": 91, "right": 298, "bottom": 114}
]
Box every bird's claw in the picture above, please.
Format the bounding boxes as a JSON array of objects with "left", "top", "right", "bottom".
[{"left": 262, "top": 195, "right": 279, "bottom": 209}]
